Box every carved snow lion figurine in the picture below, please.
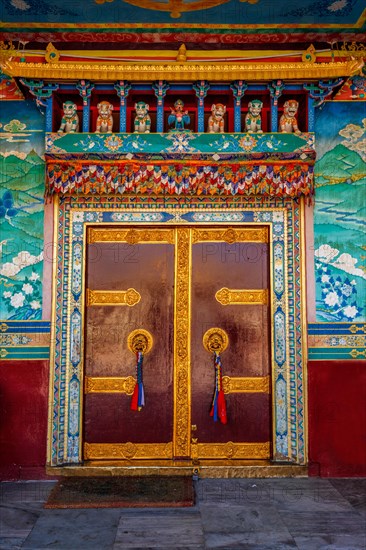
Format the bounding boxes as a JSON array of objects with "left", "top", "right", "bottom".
[
  {"left": 58, "top": 101, "right": 79, "bottom": 133},
  {"left": 279, "top": 100, "right": 301, "bottom": 134},
  {"left": 134, "top": 102, "right": 151, "bottom": 133},
  {"left": 207, "top": 103, "right": 226, "bottom": 133},
  {"left": 95, "top": 101, "right": 114, "bottom": 133},
  {"left": 245, "top": 99, "right": 263, "bottom": 133}
]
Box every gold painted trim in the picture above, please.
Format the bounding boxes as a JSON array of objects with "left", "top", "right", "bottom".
[
  {"left": 85, "top": 376, "right": 136, "bottom": 395},
  {"left": 3, "top": 59, "right": 362, "bottom": 82},
  {"left": 222, "top": 375, "right": 270, "bottom": 394},
  {"left": 86, "top": 288, "right": 141, "bottom": 307},
  {"left": 127, "top": 329, "right": 153, "bottom": 354},
  {"left": 215, "top": 288, "right": 268, "bottom": 306},
  {"left": 87, "top": 227, "right": 175, "bottom": 244},
  {"left": 192, "top": 227, "right": 268, "bottom": 244},
  {"left": 84, "top": 442, "right": 173, "bottom": 460},
  {"left": 47, "top": 196, "right": 59, "bottom": 465},
  {"left": 192, "top": 442, "right": 270, "bottom": 459},
  {"left": 203, "top": 327, "right": 229, "bottom": 354},
  {"left": 300, "top": 197, "right": 308, "bottom": 465},
  {"left": 173, "top": 228, "right": 192, "bottom": 458}
]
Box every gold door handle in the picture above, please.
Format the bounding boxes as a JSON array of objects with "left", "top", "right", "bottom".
[
  {"left": 127, "top": 329, "right": 153, "bottom": 354},
  {"left": 203, "top": 327, "right": 229, "bottom": 354}
]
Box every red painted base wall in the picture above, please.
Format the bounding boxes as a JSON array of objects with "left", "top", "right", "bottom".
[
  {"left": 308, "top": 360, "right": 366, "bottom": 477},
  {"left": 0, "top": 360, "right": 50, "bottom": 480},
  {"left": 1, "top": 359, "right": 365, "bottom": 479}
]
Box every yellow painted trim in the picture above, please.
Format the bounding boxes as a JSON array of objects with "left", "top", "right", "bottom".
[{"left": 3, "top": 59, "right": 362, "bottom": 82}]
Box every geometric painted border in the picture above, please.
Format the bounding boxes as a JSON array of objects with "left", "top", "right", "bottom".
[
  {"left": 48, "top": 195, "right": 306, "bottom": 466},
  {"left": 0, "top": 321, "right": 50, "bottom": 360},
  {"left": 308, "top": 322, "right": 366, "bottom": 360}
]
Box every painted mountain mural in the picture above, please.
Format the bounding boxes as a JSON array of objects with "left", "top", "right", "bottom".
[
  {"left": 314, "top": 105, "right": 366, "bottom": 322},
  {"left": 0, "top": 101, "right": 45, "bottom": 320}
]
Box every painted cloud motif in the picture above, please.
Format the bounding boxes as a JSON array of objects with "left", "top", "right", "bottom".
[
  {"left": 339, "top": 118, "right": 366, "bottom": 160},
  {"left": 315, "top": 245, "right": 365, "bottom": 280}
]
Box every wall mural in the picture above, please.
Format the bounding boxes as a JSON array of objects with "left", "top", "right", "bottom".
[
  {"left": 314, "top": 101, "right": 366, "bottom": 323},
  {"left": 0, "top": 100, "right": 45, "bottom": 320}
]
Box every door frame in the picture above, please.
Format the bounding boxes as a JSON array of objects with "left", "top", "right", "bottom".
[{"left": 47, "top": 195, "right": 308, "bottom": 468}]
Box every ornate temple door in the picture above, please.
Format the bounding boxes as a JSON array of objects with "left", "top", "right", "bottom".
[
  {"left": 190, "top": 228, "right": 271, "bottom": 461},
  {"left": 83, "top": 226, "right": 271, "bottom": 463},
  {"left": 83, "top": 227, "right": 176, "bottom": 461}
]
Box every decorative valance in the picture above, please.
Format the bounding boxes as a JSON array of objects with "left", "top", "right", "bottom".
[
  {"left": 46, "top": 160, "right": 314, "bottom": 199},
  {"left": 45, "top": 132, "right": 315, "bottom": 199}
]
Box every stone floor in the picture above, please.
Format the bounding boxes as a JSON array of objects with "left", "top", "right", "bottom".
[{"left": 0, "top": 478, "right": 365, "bottom": 549}]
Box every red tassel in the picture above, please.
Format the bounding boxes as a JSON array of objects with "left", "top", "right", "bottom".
[
  {"left": 218, "top": 390, "right": 227, "bottom": 424},
  {"left": 130, "top": 384, "right": 139, "bottom": 411}
]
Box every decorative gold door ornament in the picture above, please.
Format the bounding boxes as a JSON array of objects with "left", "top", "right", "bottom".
[
  {"left": 203, "top": 328, "right": 229, "bottom": 425},
  {"left": 203, "top": 327, "right": 229, "bottom": 354},
  {"left": 86, "top": 288, "right": 141, "bottom": 306},
  {"left": 215, "top": 288, "right": 268, "bottom": 306},
  {"left": 127, "top": 329, "right": 153, "bottom": 355},
  {"left": 127, "top": 329, "right": 153, "bottom": 411}
]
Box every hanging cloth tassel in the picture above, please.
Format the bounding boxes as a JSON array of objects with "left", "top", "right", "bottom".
[
  {"left": 210, "top": 351, "right": 227, "bottom": 424},
  {"left": 130, "top": 351, "right": 145, "bottom": 411}
]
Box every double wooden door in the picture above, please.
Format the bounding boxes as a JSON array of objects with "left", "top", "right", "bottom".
[{"left": 83, "top": 226, "right": 271, "bottom": 462}]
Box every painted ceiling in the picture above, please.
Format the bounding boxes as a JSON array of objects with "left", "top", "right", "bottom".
[
  {"left": 0, "top": 0, "right": 364, "bottom": 47},
  {"left": 0, "top": 0, "right": 365, "bottom": 28}
]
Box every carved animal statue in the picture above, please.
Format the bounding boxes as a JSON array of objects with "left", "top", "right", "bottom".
[
  {"left": 279, "top": 99, "right": 301, "bottom": 134},
  {"left": 134, "top": 101, "right": 151, "bottom": 133},
  {"left": 207, "top": 103, "right": 226, "bottom": 133},
  {"left": 95, "top": 101, "right": 114, "bottom": 133},
  {"left": 245, "top": 99, "right": 263, "bottom": 133},
  {"left": 58, "top": 101, "right": 79, "bottom": 133}
]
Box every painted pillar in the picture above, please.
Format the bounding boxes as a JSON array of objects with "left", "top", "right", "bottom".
[
  {"left": 268, "top": 80, "right": 285, "bottom": 132},
  {"left": 230, "top": 80, "right": 248, "bottom": 132},
  {"left": 114, "top": 80, "right": 131, "bottom": 132},
  {"left": 76, "top": 80, "right": 94, "bottom": 133},
  {"left": 152, "top": 80, "right": 169, "bottom": 133},
  {"left": 193, "top": 80, "right": 210, "bottom": 133}
]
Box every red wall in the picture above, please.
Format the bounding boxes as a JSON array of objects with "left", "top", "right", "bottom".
[
  {"left": 0, "top": 360, "right": 50, "bottom": 480},
  {"left": 308, "top": 360, "right": 366, "bottom": 477},
  {"left": 1, "top": 358, "right": 365, "bottom": 479}
]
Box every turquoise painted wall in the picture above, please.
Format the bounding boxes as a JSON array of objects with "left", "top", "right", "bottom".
[
  {"left": 0, "top": 100, "right": 45, "bottom": 320},
  {"left": 314, "top": 101, "right": 366, "bottom": 322}
]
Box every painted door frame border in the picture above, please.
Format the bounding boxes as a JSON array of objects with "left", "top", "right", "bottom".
[{"left": 47, "top": 196, "right": 307, "bottom": 467}]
